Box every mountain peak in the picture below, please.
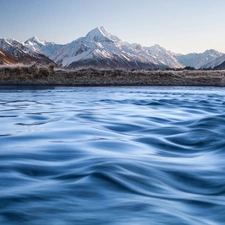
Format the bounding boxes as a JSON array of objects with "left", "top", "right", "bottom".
[
  {"left": 85, "top": 26, "right": 120, "bottom": 43},
  {"left": 150, "top": 44, "right": 166, "bottom": 51},
  {"left": 96, "top": 26, "right": 109, "bottom": 35},
  {"left": 204, "top": 49, "right": 220, "bottom": 54},
  {"left": 26, "top": 36, "right": 40, "bottom": 43},
  {"left": 85, "top": 26, "right": 111, "bottom": 40}
]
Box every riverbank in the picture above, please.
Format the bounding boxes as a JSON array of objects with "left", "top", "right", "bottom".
[{"left": 1, "top": 66, "right": 225, "bottom": 86}]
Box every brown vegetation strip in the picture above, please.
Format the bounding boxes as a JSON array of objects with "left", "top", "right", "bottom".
[{"left": 0, "top": 66, "right": 225, "bottom": 86}]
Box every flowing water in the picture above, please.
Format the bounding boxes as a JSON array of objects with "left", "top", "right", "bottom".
[{"left": 1, "top": 86, "right": 225, "bottom": 225}]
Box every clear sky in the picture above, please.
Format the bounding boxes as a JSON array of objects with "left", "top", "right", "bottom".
[{"left": 0, "top": 0, "right": 224, "bottom": 54}]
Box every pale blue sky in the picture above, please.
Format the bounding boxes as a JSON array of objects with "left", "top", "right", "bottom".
[{"left": 1, "top": 0, "right": 224, "bottom": 53}]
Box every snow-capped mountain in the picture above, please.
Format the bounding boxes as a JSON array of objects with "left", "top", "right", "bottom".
[
  {"left": 1, "top": 27, "right": 224, "bottom": 69},
  {"left": 0, "top": 38, "right": 55, "bottom": 65},
  {"left": 1, "top": 38, "right": 31, "bottom": 57},
  {"left": 49, "top": 27, "right": 223, "bottom": 69},
  {"left": 50, "top": 27, "right": 158, "bottom": 69},
  {"left": 24, "top": 37, "right": 63, "bottom": 58},
  {"left": 50, "top": 27, "right": 182, "bottom": 69},
  {"left": 175, "top": 50, "right": 224, "bottom": 69},
  {"left": 144, "top": 45, "right": 183, "bottom": 68},
  {"left": 0, "top": 47, "right": 19, "bottom": 65},
  {"left": 201, "top": 54, "right": 225, "bottom": 69}
]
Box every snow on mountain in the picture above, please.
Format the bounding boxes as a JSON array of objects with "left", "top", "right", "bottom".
[
  {"left": 144, "top": 45, "right": 183, "bottom": 68},
  {"left": 0, "top": 38, "right": 28, "bottom": 57},
  {"left": 24, "top": 36, "right": 63, "bottom": 58},
  {"left": 201, "top": 54, "right": 225, "bottom": 69},
  {"left": 175, "top": 49, "right": 224, "bottom": 69},
  {"left": 85, "top": 26, "right": 121, "bottom": 43},
  {"left": 0, "top": 47, "right": 19, "bottom": 65},
  {"left": 0, "top": 38, "right": 55, "bottom": 65},
  {"left": 51, "top": 26, "right": 181, "bottom": 69}
]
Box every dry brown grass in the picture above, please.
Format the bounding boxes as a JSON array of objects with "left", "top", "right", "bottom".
[{"left": 0, "top": 66, "right": 225, "bottom": 86}]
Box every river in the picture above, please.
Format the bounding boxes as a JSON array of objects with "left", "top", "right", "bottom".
[{"left": 1, "top": 86, "right": 225, "bottom": 225}]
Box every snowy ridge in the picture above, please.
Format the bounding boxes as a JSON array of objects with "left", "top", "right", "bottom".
[
  {"left": 213, "top": 61, "right": 225, "bottom": 69},
  {"left": 0, "top": 38, "right": 55, "bottom": 65},
  {"left": 202, "top": 54, "right": 225, "bottom": 69},
  {"left": 0, "top": 38, "right": 27, "bottom": 56},
  {"left": 24, "top": 37, "right": 63, "bottom": 58},
  {"left": 175, "top": 50, "right": 224, "bottom": 69},
  {"left": 144, "top": 45, "right": 183, "bottom": 68},
  {"left": 85, "top": 26, "right": 120, "bottom": 43}
]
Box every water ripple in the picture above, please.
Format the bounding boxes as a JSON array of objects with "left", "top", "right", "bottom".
[{"left": 0, "top": 86, "right": 225, "bottom": 225}]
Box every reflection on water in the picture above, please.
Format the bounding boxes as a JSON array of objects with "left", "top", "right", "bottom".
[{"left": 1, "top": 86, "right": 225, "bottom": 225}]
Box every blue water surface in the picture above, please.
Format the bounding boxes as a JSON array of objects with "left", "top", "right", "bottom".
[{"left": 1, "top": 86, "right": 225, "bottom": 225}]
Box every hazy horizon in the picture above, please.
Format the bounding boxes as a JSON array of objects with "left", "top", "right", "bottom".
[{"left": 1, "top": 0, "right": 225, "bottom": 54}]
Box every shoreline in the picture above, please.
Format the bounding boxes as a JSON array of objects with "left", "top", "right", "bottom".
[{"left": 1, "top": 66, "right": 225, "bottom": 87}]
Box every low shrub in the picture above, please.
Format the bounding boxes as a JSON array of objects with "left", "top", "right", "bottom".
[
  {"left": 29, "top": 64, "right": 39, "bottom": 74},
  {"left": 48, "top": 64, "right": 55, "bottom": 72},
  {"left": 36, "top": 67, "right": 50, "bottom": 78},
  {"left": 12, "top": 66, "right": 22, "bottom": 75}
]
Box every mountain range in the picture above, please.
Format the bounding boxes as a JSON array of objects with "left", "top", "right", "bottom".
[
  {"left": 0, "top": 38, "right": 55, "bottom": 66},
  {"left": 1, "top": 26, "right": 225, "bottom": 69}
]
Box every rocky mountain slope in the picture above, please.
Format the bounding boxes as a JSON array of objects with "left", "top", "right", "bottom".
[
  {"left": 213, "top": 60, "right": 225, "bottom": 70},
  {"left": 24, "top": 37, "right": 63, "bottom": 58},
  {"left": 201, "top": 54, "right": 225, "bottom": 69},
  {"left": 0, "top": 38, "right": 56, "bottom": 66},
  {"left": 0, "top": 48, "right": 19, "bottom": 65}
]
